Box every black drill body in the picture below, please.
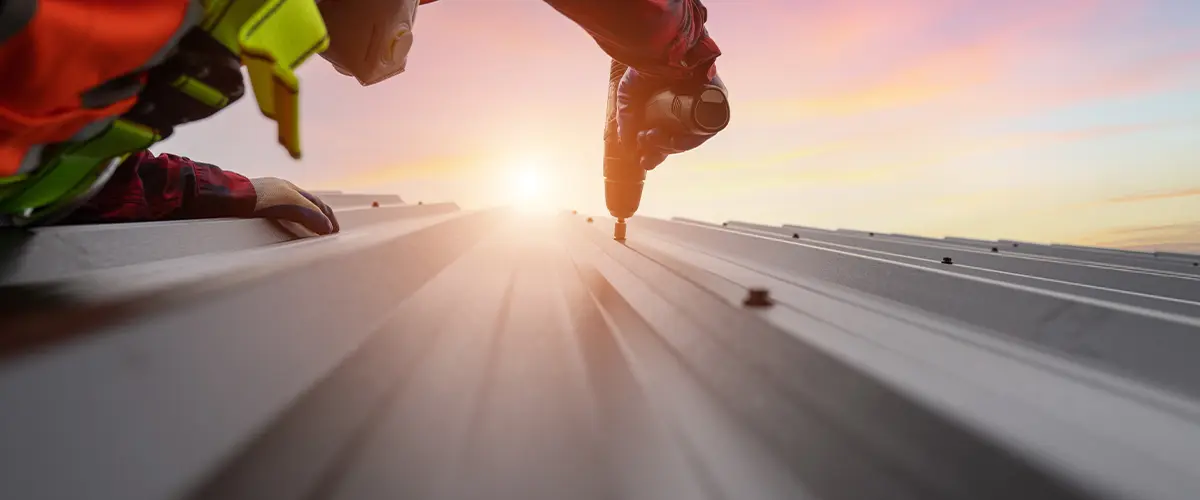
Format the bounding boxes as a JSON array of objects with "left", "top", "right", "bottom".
[{"left": 603, "top": 59, "right": 730, "bottom": 241}]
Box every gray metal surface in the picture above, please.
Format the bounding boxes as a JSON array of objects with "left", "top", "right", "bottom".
[
  {"left": 0, "top": 202, "right": 459, "bottom": 285},
  {"left": 2, "top": 210, "right": 1200, "bottom": 500},
  {"left": 317, "top": 193, "right": 405, "bottom": 208},
  {"left": 635, "top": 218, "right": 1200, "bottom": 400}
]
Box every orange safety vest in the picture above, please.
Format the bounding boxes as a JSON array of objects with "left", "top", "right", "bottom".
[
  {"left": 0, "top": 0, "right": 198, "bottom": 177},
  {"left": 0, "top": 0, "right": 330, "bottom": 226}
]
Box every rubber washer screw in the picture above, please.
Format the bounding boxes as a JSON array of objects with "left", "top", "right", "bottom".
[
  {"left": 586, "top": 217, "right": 594, "bottom": 223},
  {"left": 869, "top": 232, "right": 875, "bottom": 236},
  {"left": 1012, "top": 243, "right": 1019, "bottom": 247},
  {"left": 792, "top": 233, "right": 799, "bottom": 238},
  {"left": 572, "top": 210, "right": 577, "bottom": 215},
  {"left": 991, "top": 247, "right": 998, "bottom": 252},
  {"left": 371, "top": 201, "right": 380, "bottom": 208},
  {"left": 743, "top": 288, "right": 773, "bottom": 307},
  {"left": 722, "top": 222, "right": 728, "bottom": 227},
  {"left": 941, "top": 257, "right": 953, "bottom": 264},
  {"left": 418, "top": 201, "right": 423, "bottom": 205}
]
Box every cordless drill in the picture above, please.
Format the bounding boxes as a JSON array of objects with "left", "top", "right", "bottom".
[{"left": 604, "top": 59, "right": 730, "bottom": 241}]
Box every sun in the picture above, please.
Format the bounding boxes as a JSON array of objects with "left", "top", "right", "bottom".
[
  {"left": 509, "top": 165, "right": 554, "bottom": 213},
  {"left": 516, "top": 168, "right": 543, "bottom": 201}
]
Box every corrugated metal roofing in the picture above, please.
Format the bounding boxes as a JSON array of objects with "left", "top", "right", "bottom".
[{"left": 2, "top": 203, "right": 1200, "bottom": 500}]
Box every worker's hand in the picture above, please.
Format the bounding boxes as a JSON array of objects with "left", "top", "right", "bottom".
[
  {"left": 616, "top": 66, "right": 727, "bottom": 170},
  {"left": 249, "top": 177, "right": 340, "bottom": 235}
]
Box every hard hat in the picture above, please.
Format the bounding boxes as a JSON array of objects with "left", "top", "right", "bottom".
[{"left": 317, "top": 0, "right": 424, "bottom": 86}]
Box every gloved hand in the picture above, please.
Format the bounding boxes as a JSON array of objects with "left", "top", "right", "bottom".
[
  {"left": 615, "top": 66, "right": 727, "bottom": 170},
  {"left": 249, "top": 177, "right": 340, "bottom": 235}
]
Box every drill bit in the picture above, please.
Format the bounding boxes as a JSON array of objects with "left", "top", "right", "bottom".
[{"left": 614, "top": 218, "right": 627, "bottom": 242}]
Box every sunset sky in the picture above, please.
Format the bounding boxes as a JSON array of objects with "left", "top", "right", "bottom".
[{"left": 156, "top": 0, "right": 1200, "bottom": 251}]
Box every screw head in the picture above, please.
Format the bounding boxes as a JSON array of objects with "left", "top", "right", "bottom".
[
  {"left": 418, "top": 201, "right": 423, "bottom": 205},
  {"left": 586, "top": 217, "right": 594, "bottom": 223},
  {"left": 941, "top": 257, "right": 953, "bottom": 264},
  {"left": 869, "top": 232, "right": 875, "bottom": 236},
  {"left": 743, "top": 288, "right": 773, "bottom": 307},
  {"left": 792, "top": 233, "right": 799, "bottom": 238},
  {"left": 722, "top": 222, "right": 728, "bottom": 227},
  {"left": 371, "top": 201, "right": 380, "bottom": 208},
  {"left": 991, "top": 247, "right": 998, "bottom": 252},
  {"left": 1012, "top": 243, "right": 1018, "bottom": 247}
]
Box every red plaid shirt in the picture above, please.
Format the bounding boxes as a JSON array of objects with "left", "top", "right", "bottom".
[{"left": 68, "top": 0, "right": 720, "bottom": 224}]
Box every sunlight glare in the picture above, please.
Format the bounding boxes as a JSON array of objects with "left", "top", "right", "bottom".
[
  {"left": 511, "top": 165, "right": 554, "bottom": 214},
  {"left": 517, "top": 169, "right": 541, "bottom": 200}
]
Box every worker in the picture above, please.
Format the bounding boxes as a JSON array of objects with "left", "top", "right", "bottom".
[
  {"left": 1, "top": 0, "right": 341, "bottom": 234},
  {"left": 0, "top": 0, "right": 724, "bottom": 234}
]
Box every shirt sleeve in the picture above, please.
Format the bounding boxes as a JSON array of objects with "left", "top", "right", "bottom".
[
  {"left": 540, "top": 0, "right": 722, "bottom": 81},
  {"left": 60, "top": 150, "right": 258, "bottom": 224}
]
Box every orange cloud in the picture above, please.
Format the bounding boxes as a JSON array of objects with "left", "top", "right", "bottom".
[
  {"left": 673, "top": 116, "right": 1194, "bottom": 196},
  {"left": 746, "top": 40, "right": 1009, "bottom": 119},
  {"left": 853, "top": 118, "right": 1189, "bottom": 175},
  {"left": 1074, "top": 223, "right": 1200, "bottom": 252},
  {"left": 1108, "top": 187, "right": 1200, "bottom": 204},
  {"left": 682, "top": 141, "right": 859, "bottom": 173}
]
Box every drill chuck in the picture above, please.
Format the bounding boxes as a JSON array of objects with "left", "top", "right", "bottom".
[{"left": 603, "top": 59, "right": 730, "bottom": 231}]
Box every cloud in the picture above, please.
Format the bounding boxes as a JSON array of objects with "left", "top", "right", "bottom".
[
  {"left": 670, "top": 115, "right": 1194, "bottom": 200},
  {"left": 741, "top": 43, "right": 1007, "bottom": 120},
  {"left": 741, "top": 0, "right": 1114, "bottom": 121},
  {"left": 681, "top": 141, "right": 859, "bottom": 173},
  {"left": 872, "top": 118, "right": 1188, "bottom": 175},
  {"left": 1108, "top": 187, "right": 1200, "bottom": 204},
  {"left": 1064, "top": 49, "right": 1200, "bottom": 103},
  {"left": 1075, "top": 222, "right": 1200, "bottom": 252}
]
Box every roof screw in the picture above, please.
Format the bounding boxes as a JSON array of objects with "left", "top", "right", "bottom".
[
  {"left": 586, "top": 217, "right": 594, "bottom": 223},
  {"left": 1193, "top": 262, "right": 1198, "bottom": 267},
  {"left": 371, "top": 201, "right": 380, "bottom": 208},
  {"left": 991, "top": 247, "right": 998, "bottom": 252},
  {"left": 722, "top": 222, "right": 728, "bottom": 227},
  {"left": 418, "top": 201, "right": 424, "bottom": 205},
  {"left": 572, "top": 210, "right": 578, "bottom": 214},
  {"left": 792, "top": 233, "right": 799, "bottom": 238},
  {"left": 1012, "top": 243, "right": 1018, "bottom": 247},
  {"left": 743, "top": 288, "right": 773, "bottom": 307},
  {"left": 941, "top": 257, "right": 953, "bottom": 264},
  {"left": 869, "top": 232, "right": 875, "bottom": 236}
]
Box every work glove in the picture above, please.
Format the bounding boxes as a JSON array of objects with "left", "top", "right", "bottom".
[
  {"left": 249, "top": 177, "right": 340, "bottom": 235},
  {"left": 616, "top": 66, "right": 727, "bottom": 170}
]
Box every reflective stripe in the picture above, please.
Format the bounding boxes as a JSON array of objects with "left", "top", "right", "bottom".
[
  {"left": 201, "top": 0, "right": 328, "bottom": 159},
  {"left": 0, "top": 120, "right": 158, "bottom": 214},
  {"left": 171, "top": 75, "right": 231, "bottom": 109}
]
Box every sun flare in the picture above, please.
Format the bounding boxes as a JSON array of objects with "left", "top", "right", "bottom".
[
  {"left": 516, "top": 169, "right": 542, "bottom": 201},
  {"left": 509, "top": 164, "right": 555, "bottom": 214}
]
